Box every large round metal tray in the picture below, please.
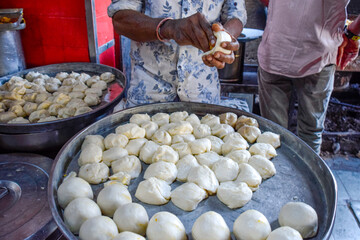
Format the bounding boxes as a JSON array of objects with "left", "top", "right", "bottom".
[
  {"left": 0, "top": 62, "right": 126, "bottom": 152},
  {"left": 48, "top": 102, "right": 337, "bottom": 240}
]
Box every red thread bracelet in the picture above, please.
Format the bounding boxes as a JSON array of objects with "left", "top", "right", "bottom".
[{"left": 156, "top": 17, "right": 172, "bottom": 42}]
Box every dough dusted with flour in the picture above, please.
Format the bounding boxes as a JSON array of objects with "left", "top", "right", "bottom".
[
  {"left": 192, "top": 211, "right": 230, "bottom": 240},
  {"left": 233, "top": 209, "right": 271, "bottom": 240},
  {"left": 79, "top": 216, "right": 118, "bottom": 240},
  {"left": 171, "top": 182, "right": 208, "bottom": 211},
  {"left": 113, "top": 203, "right": 149, "bottom": 236},
  {"left": 217, "top": 181, "right": 252, "bottom": 209},
  {"left": 97, "top": 183, "right": 132, "bottom": 217},
  {"left": 144, "top": 161, "right": 178, "bottom": 184},
  {"left": 135, "top": 177, "right": 171, "bottom": 205},
  {"left": 146, "top": 212, "right": 187, "bottom": 240}
]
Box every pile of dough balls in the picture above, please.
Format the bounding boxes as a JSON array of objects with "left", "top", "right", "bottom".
[
  {"left": 0, "top": 71, "right": 115, "bottom": 124},
  {"left": 57, "top": 111, "right": 284, "bottom": 239}
]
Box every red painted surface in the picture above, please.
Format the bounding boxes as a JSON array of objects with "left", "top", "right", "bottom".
[{"left": 99, "top": 46, "right": 116, "bottom": 67}]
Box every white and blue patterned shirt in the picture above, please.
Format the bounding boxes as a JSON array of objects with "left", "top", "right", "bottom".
[{"left": 108, "top": 0, "right": 247, "bottom": 108}]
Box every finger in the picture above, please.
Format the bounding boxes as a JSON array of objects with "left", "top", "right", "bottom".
[
  {"left": 213, "top": 51, "right": 235, "bottom": 64},
  {"left": 202, "top": 56, "right": 215, "bottom": 67},
  {"left": 190, "top": 20, "right": 209, "bottom": 51},
  {"left": 207, "top": 55, "right": 226, "bottom": 69},
  {"left": 221, "top": 40, "right": 239, "bottom": 51},
  {"left": 212, "top": 22, "right": 224, "bottom": 32},
  {"left": 197, "top": 13, "right": 216, "bottom": 48}
]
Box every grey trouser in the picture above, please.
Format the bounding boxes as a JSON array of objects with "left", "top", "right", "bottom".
[{"left": 258, "top": 65, "right": 335, "bottom": 154}]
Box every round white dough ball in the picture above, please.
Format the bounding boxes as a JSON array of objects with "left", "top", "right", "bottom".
[
  {"left": 217, "top": 181, "right": 252, "bottom": 209},
  {"left": 147, "top": 212, "right": 187, "bottom": 240},
  {"left": 79, "top": 216, "right": 118, "bottom": 240},
  {"left": 141, "top": 121, "right": 158, "bottom": 139},
  {"left": 223, "top": 132, "right": 246, "bottom": 143},
  {"left": 278, "top": 202, "right": 318, "bottom": 238},
  {"left": 78, "top": 143, "right": 103, "bottom": 166},
  {"left": 176, "top": 154, "right": 200, "bottom": 182},
  {"left": 171, "top": 142, "right": 192, "bottom": 158},
  {"left": 170, "top": 111, "right": 189, "bottom": 123},
  {"left": 233, "top": 209, "right": 271, "bottom": 240},
  {"left": 64, "top": 197, "right": 101, "bottom": 234},
  {"left": 187, "top": 165, "right": 219, "bottom": 195},
  {"left": 104, "top": 133, "right": 128, "bottom": 149},
  {"left": 102, "top": 147, "right": 128, "bottom": 166},
  {"left": 81, "top": 135, "right": 105, "bottom": 150},
  {"left": 97, "top": 183, "right": 132, "bottom": 217},
  {"left": 168, "top": 121, "right": 193, "bottom": 136},
  {"left": 125, "top": 138, "right": 148, "bottom": 156},
  {"left": 115, "top": 123, "right": 145, "bottom": 139},
  {"left": 151, "top": 112, "right": 169, "bottom": 126},
  {"left": 205, "top": 135, "right": 224, "bottom": 154},
  {"left": 113, "top": 232, "right": 145, "bottom": 240},
  {"left": 189, "top": 138, "right": 212, "bottom": 155},
  {"left": 171, "top": 182, "right": 207, "bottom": 211},
  {"left": 129, "top": 113, "right": 150, "bottom": 125},
  {"left": 78, "top": 162, "right": 109, "bottom": 184},
  {"left": 57, "top": 172, "right": 93, "bottom": 208},
  {"left": 211, "top": 123, "right": 235, "bottom": 139},
  {"left": 267, "top": 226, "right": 303, "bottom": 240},
  {"left": 221, "top": 138, "right": 249, "bottom": 155},
  {"left": 236, "top": 163, "right": 262, "bottom": 191},
  {"left": 152, "top": 145, "right": 179, "bottom": 164},
  {"left": 135, "top": 177, "right": 171, "bottom": 205},
  {"left": 113, "top": 203, "right": 149, "bottom": 236},
  {"left": 186, "top": 113, "right": 201, "bottom": 126},
  {"left": 248, "top": 155, "right": 276, "bottom": 179},
  {"left": 151, "top": 129, "right": 172, "bottom": 145},
  {"left": 193, "top": 124, "right": 212, "bottom": 139},
  {"left": 108, "top": 171, "right": 131, "bottom": 186},
  {"left": 111, "top": 155, "right": 142, "bottom": 178},
  {"left": 249, "top": 143, "right": 277, "bottom": 159},
  {"left": 257, "top": 131, "right": 281, "bottom": 148},
  {"left": 226, "top": 149, "right": 251, "bottom": 164},
  {"left": 195, "top": 151, "right": 220, "bottom": 168},
  {"left": 144, "top": 161, "right": 178, "bottom": 184},
  {"left": 219, "top": 112, "right": 237, "bottom": 128},
  {"left": 235, "top": 115, "right": 259, "bottom": 130},
  {"left": 201, "top": 114, "right": 220, "bottom": 128},
  {"left": 139, "top": 140, "right": 160, "bottom": 164},
  {"left": 212, "top": 157, "right": 239, "bottom": 182},
  {"left": 192, "top": 211, "right": 230, "bottom": 240},
  {"left": 172, "top": 134, "right": 196, "bottom": 144},
  {"left": 238, "top": 125, "right": 261, "bottom": 143}
]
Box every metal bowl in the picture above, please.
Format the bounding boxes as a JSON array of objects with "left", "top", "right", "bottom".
[
  {"left": 48, "top": 102, "right": 337, "bottom": 240},
  {"left": 0, "top": 62, "right": 126, "bottom": 152}
]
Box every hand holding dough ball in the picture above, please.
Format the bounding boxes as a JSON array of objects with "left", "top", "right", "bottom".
[
  {"left": 113, "top": 203, "right": 149, "bottom": 236},
  {"left": 278, "top": 202, "right": 318, "bottom": 238},
  {"left": 147, "top": 211, "right": 187, "bottom": 240},
  {"left": 267, "top": 226, "right": 303, "bottom": 240},
  {"left": 97, "top": 183, "right": 132, "bottom": 217},
  {"left": 135, "top": 177, "right": 171, "bottom": 205},
  {"left": 217, "top": 181, "right": 252, "bottom": 209},
  {"left": 64, "top": 197, "right": 101, "bottom": 234},
  {"left": 203, "top": 30, "right": 233, "bottom": 56},
  {"left": 233, "top": 209, "right": 271, "bottom": 240},
  {"left": 57, "top": 172, "right": 93, "bottom": 208},
  {"left": 171, "top": 182, "right": 208, "bottom": 211},
  {"left": 192, "top": 211, "right": 230, "bottom": 240},
  {"left": 79, "top": 216, "right": 118, "bottom": 240},
  {"left": 113, "top": 232, "right": 146, "bottom": 240}
]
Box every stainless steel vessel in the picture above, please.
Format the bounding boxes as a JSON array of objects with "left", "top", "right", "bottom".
[
  {"left": 48, "top": 102, "right": 337, "bottom": 240},
  {"left": 0, "top": 62, "right": 126, "bottom": 152}
]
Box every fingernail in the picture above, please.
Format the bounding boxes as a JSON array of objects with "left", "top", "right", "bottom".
[
  {"left": 208, "top": 56, "right": 212, "bottom": 61},
  {"left": 210, "top": 39, "right": 215, "bottom": 45},
  {"left": 221, "top": 42, "right": 227, "bottom": 48},
  {"left": 214, "top": 53, "right": 219, "bottom": 58}
]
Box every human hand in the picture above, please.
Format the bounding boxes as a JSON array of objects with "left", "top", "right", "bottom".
[
  {"left": 336, "top": 34, "right": 360, "bottom": 70},
  {"left": 162, "top": 12, "right": 215, "bottom": 52},
  {"left": 202, "top": 23, "right": 240, "bottom": 69}
]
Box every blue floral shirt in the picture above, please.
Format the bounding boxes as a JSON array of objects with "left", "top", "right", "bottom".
[{"left": 108, "top": 0, "right": 247, "bottom": 108}]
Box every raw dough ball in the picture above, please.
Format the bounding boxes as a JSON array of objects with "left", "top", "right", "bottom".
[
  {"left": 176, "top": 154, "right": 200, "bottom": 182},
  {"left": 97, "top": 183, "right": 132, "bottom": 217},
  {"left": 135, "top": 177, "right": 171, "bottom": 205},
  {"left": 104, "top": 133, "right": 128, "bottom": 149},
  {"left": 257, "top": 131, "right": 281, "bottom": 148},
  {"left": 233, "top": 209, "right": 271, "bottom": 240},
  {"left": 152, "top": 129, "right": 172, "bottom": 145},
  {"left": 141, "top": 121, "right": 158, "bottom": 139},
  {"left": 219, "top": 112, "right": 237, "bottom": 128},
  {"left": 171, "top": 142, "right": 192, "bottom": 158},
  {"left": 171, "top": 182, "right": 207, "bottom": 211},
  {"left": 81, "top": 134, "right": 105, "bottom": 150},
  {"left": 144, "top": 161, "right": 178, "bottom": 184},
  {"left": 221, "top": 137, "right": 249, "bottom": 155},
  {"left": 201, "top": 114, "right": 220, "bottom": 127},
  {"left": 172, "top": 134, "right": 196, "bottom": 144},
  {"left": 85, "top": 76, "right": 100, "bottom": 87},
  {"left": 205, "top": 30, "right": 232, "bottom": 55},
  {"left": 113, "top": 232, "right": 146, "bottom": 240},
  {"left": 102, "top": 147, "right": 128, "bottom": 166},
  {"left": 249, "top": 143, "right": 277, "bottom": 159},
  {"left": 37, "top": 116, "right": 58, "bottom": 123},
  {"left": 170, "top": 111, "right": 189, "bottom": 123},
  {"left": 278, "top": 202, "right": 318, "bottom": 238},
  {"left": 111, "top": 155, "right": 142, "bottom": 178},
  {"left": 79, "top": 216, "right": 118, "bottom": 240},
  {"left": 152, "top": 145, "right": 179, "bottom": 164},
  {"left": 189, "top": 138, "right": 212, "bottom": 155},
  {"left": 238, "top": 125, "right": 261, "bottom": 143},
  {"left": 226, "top": 149, "right": 251, "bottom": 164},
  {"left": 267, "top": 226, "right": 303, "bottom": 240},
  {"left": 28, "top": 109, "right": 50, "bottom": 123},
  {"left": 168, "top": 121, "right": 193, "bottom": 136},
  {"left": 64, "top": 197, "right": 101, "bottom": 234},
  {"left": 193, "top": 124, "right": 212, "bottom": 139},
  {"left": 62, "top": 77, "right": 77, "bottom": 86},
  {"left": 130, "top": 113, "right": 150, "bottom": 125},
  {"left": 212, "top": 157, "right": 239, "bottom": 182},
  {"left": 115, "top": 123, "right": 146, "bottom": 139},
  {"left": 69, "top": 91, "right": 85, "bottom": 99},
  {"left": 108, "top": 172, "right": 131, "bottom": 186},
  {"left": 235, "top": 115, "right": 259, "bottom": 130},
  {"left": 223, "top": 132, "right": 246, "bottom": 143},
  {"left": 151, "top": 112, "right": 169, "bottom": 126},
  {"left": 248, "top": 155, "right": 276, "bottom": 179},
  {"left": 57, "top": 172, "right": 93, "bottom": 208},
  {"left": 78, "top": 162, "right": 109, "bottom": 184},
  {"left": 147, "top": 212, "right": 187, "bottom": 240},
  {"left": 100, "top": 72, "right": 116, "bottom": 83},
  {"left": 78, "top": 143, "right": 103, "bottom": 166},
  {"left": 188, "top": 165, "right": 219, "bottom": 195},
  {"left": 205, "top": 135, "right": 224, "bottom": 154},
  {"left": 23, "top": 102, "right": 38, "bottom": 115},
  {"left": 217, "top": 181, "right": 252, "bottom": 209},
  {"left": 211, "top": 123, "right": 235, "bottom": 139},
  {"left": 53, "top": 93, "right": 71, "bottom": 105},
  {"left": 113, "top": 203, "right": 149, "bottom": 236},
  {"left": 91, "top": 80, "right": 107, "bottom": 90},
  {"left": 186, "top": 113, "right": 201, "bottom": 126},
  {"left": 195, "top": 151, "right": 220, "bottom": 168},
  {"left": 125, "top": 138, "right": 148, "bottom": 156},
  {"left": 192, "top": 211, "right": 230, "bottom": 240},
  {"left": 236, "top": 163, "right": 262, "bottom": 191},
  {"left": 139, "top": 140, "right": 160, "bottom": 164}
]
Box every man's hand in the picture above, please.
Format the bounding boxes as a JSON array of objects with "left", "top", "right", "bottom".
[
  {"left": 337, "top": 34, "right": 360, "bottom": 70},
  {"left": 162, "top": 12, "right": 215, "bottom": 52},
  {"left": 202, "top": 23, "right": 240, "bottom": 69}
]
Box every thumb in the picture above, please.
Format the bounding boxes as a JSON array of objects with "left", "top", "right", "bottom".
[{"left": 212, "top": 22, "right": 224, "bottom": 32}]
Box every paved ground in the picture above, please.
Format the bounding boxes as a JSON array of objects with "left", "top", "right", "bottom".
[{"left": 323, "top": 155, "right": 360, "bottom": 240}]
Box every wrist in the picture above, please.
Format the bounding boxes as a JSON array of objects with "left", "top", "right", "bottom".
[
  {"left": 159, "top": 19, "right": 174, "bottom": 41},
  {"left": 344, "top": 25, "right": 360, "bottom": 41},
  {"left": 156, "top": 17, "right": 173, "bottom": 42}
]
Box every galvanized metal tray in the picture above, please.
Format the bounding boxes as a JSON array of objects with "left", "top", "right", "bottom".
[
  {"left": 48, "top": 102, "right": 337, "bottom": 240},
  {"left": 0, "top": 62, "right": 125, "bottom": 152}
]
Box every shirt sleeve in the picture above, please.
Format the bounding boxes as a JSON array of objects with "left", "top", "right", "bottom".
[
  {"left": 107, "top": 0, "right": 143, "bottom": 18},
  {"left": 221, "top": 0, "right": 247, "bottom": 26}
]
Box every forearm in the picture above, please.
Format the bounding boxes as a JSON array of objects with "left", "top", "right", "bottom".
[
  {"left": 348, "top": 15, "right": 360, "bottom": 36},
  {"left": 224, "top": 18, "right": 244, "bottom": 39},
  {"left": 112, "top": 10, "right": 161, "bottom": 42}
]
